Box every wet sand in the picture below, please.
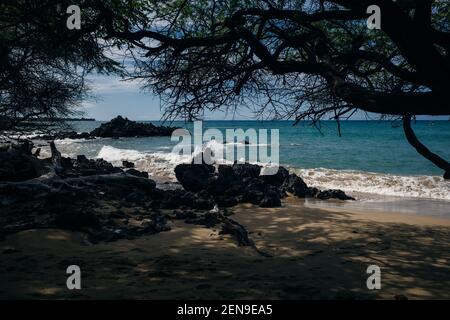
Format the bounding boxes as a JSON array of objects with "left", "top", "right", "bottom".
[{"left": 0, "top": 198, "right": 449, "bottom": 299}]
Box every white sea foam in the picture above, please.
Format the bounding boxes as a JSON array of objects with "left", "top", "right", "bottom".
[
  {"left": 94, "top": 145, "right": 449, "bottom": 200},
  {"left": 293, "top": 167, "right": 450, "bottom": 200},
  {"left": 54, "top": 138, "right": 87, "bottom": 145},
  {"left": 1, "top": 132, "right": 40, "bottom": 140},
  {"left": 97, "top": 145, "right": 147, "bottom": 162},
  {"left": 96, "top": 145, "right": 191, "bottom": 178}
]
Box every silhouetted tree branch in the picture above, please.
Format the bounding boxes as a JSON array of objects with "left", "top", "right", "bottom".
[
  {"left": 98, "top": 0, "right": 450, "bottom": 176},
  {"left": 2, "top": 1, "right": 449, "bottom": 176},
  {"left": 403, "top": 115, "right": 450, "bottom": 179}
]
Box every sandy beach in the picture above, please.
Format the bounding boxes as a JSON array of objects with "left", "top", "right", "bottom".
[
  {"left": 1, "top": 197, "right": 449, "bottom": 300},
  {"left": 2, "top": 0, "right": 450, "bottom": 307}
]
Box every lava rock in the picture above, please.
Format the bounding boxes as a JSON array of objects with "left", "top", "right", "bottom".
[
  {"left": 244, "top": 189, "right": 265, "bottom": 205},
  {"left": 71, "top": 156, "right": 123, "bottom": 176},
  {"left": 193, "top": 197, "right": 215, "bottom": 210},
  {"left": 159, "top": 189, "right": 195, "bottom": 209},
  {"left": 232, "top": 163, "right": 261, "bottom": 179},
  {"left": 308, "top": 187, "right": 320, "bottom": 197},
  {"left": 281, "top": 174, "right": 311, "bottom": 197},
  {"left": 126, "top": 168, "right": 149, "bottom": 178},
  {"left": 259, "top": 189, "right": 282, "bottom": 207},
  {"left": 174, "top": 163, "right": 215, "bottom": 192},
  {"left": 218, "top": 165, "right": 238, "bottom": 182},
  {"left": 33, "top": 131, "right": 93, "bottom": 140},
  {"left": 215, "top": 196, "right": 239, "bottom": 208},
  {"left": 316, "top": 189, "right": 355, "bottom": 201},
  {"left": 54, "top": 210, "right": 100, "bottom": 230},
  {"left": 76, "top": 155, "right": 89, "bottom": 163},
  {"left": 0, "top": 142, "right": 48, "bottom": 182},
  {"left": 262, "top": 166, "right": 289, "bottom": 187},
  {"left": 90, "top": 116, "right": 176, "bottom": 138},
  {"left": 122, "top": 160, "right": 135, "bottom": 168},
  {"left": 124, "top": 190, "right": 146, "bottom": 203}
]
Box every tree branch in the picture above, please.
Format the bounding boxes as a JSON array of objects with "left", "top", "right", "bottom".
[{"left": 403, "top": 115, "right": 450, "bottom": 178}]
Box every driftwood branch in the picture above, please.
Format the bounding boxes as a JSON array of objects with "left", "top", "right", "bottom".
[
  {"left": 217, "top": 212, "right": 272, "bottom": 257},
  {"left": 0, "top": 173, "right": 156, "bottom": 206}
]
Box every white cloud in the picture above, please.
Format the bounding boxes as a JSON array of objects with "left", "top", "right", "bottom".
[
  {"left": 87, "top": 74, "right": 143, "bottom": 94},
  {"left": 81, "top": 101, "right": 96, "bottom": 109}
]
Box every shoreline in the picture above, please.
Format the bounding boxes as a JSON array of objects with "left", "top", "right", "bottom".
[
  {"left": 45, "top": 137, "right": 450, "bottom": 202},
  {"left": 1, "top": 197, "right": 449, "bottom": 299},
  {"left": 31, "top": 139, "right": 450, "bottom": 205},
  {"left": 302, "top": 193, "right": 450, "bottom": 219}
]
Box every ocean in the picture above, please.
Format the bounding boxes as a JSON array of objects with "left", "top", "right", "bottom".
[{"left": 51, "top": 120, "right": 450, "bottom": 203}]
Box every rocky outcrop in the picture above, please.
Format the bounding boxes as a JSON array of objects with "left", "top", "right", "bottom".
[
  {"left": 32, "top": 116, "right": 178, "bottom": 140},
  {"left": 0, "top": 142, "right": 355, "bottom": 245},
  {"left": 125, "top": 168, "right": 149, "bottom": 178},
  {"left": 232, "top": 163, "right": 261, "bottom": 179},
  {"left": 0, "top": 170, "right": 163, "bottom": 242},
  {"left": 122, "top": 160, "right": 135, "bottom": 168},
  {"left": 90, "top": 116, "right": 176, "bottom": 138},
  {"left": 174, "top": 163, "right": 215, "bottom": 192},
  {"left": 35, "top": 131, "right": 93, "bottom": 140},
  {"left": 58, "top": 154, "right": 123, "bottom": 177},
  {"left": 173, "top": 159, "right": 355, "bottom": 209},
  {"left": 281, "top": 174, "right": 312, "bottom": 197},
  {"left": 316, "top": 189, "right": 355, "bottom": 201},
  {"left": 44, "top": 149, "right": 149, "bottom": 179},
  {"left": 0, "top": 141, "right": 49, "bottom": 182}
]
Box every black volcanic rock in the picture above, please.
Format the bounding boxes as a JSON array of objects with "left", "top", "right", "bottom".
[
  {"left": 34, "top": 131, "right": 93, "bottom": 140},
  {"left": 54, "top": 210, "right": 100, "bottom": 230},
  {"left": 259, "top": 189, "right": 282, "bottom": 207},
  {"left": 69, "top": 156, "right": 123, "bottom": 176},
  {"left": 281, "top": 174, "right": 311, "bottom": 197},
  {"left": 0, "top": 142, "right": 48, "bottom": 182},
  {"left": 174, "top": 163, "right": 215, "bottom": 192},
  {"left": 262, "top": 166, "right": 289, "bottom": 187},
  {"left": 122, "top": 160, "right": 135, "bottom": 168},
  {"left": 126, "top": 168, "right": 149, "bottom": 179},
  {"left": 90, "top": 116, "right": 176, "bottom": 138},
  {"left": 173, "top": 159, "right": 355, "bottom": 208},
  {"left": 316, "top": 189, "right": 355, "bottom": 201},
  {"left": 232, "top": 163, "right": 261, "bottom": 179},
  {"left": 32, "top": 116, "right": 176, "bottom": 140}
]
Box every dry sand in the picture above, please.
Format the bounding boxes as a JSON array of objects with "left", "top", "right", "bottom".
[{"left": 0, "top": 197, "right": 449, "bottom": 299}]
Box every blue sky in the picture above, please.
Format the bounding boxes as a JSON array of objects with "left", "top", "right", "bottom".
[
  {"left": 82, "top": 74, "right": 257, "bottom": 121},
  {"left": 82, "top": 74, "right": 448, "bottom": 121},
  {"left": 82, "top": 74, "right": 161, "bottom": 121}
]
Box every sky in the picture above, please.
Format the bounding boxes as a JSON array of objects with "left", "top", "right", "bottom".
[
  {"left": 82, "top": 74, "right": 162, "bottom": 121},
  {"left": 82, "top": 74, "right": 260, "bottom": 121},
  {"left": 81, "top": 74, "right": 448, "bottom": 122}
]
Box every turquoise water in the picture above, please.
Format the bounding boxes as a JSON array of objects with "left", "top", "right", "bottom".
[
  {"left": 52, "top": 120, "right": 449, "bottom": 200},
  {"left": 68, "top": 120, "right": 449, "bottom": 176}
]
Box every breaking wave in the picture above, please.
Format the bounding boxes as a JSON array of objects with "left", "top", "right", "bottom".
[
  {"left": 90, "top": 145, "right": 450, "bottom": 200},
  {"left": 293, "top": 168, "right": 449, "bottom": 200}
]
